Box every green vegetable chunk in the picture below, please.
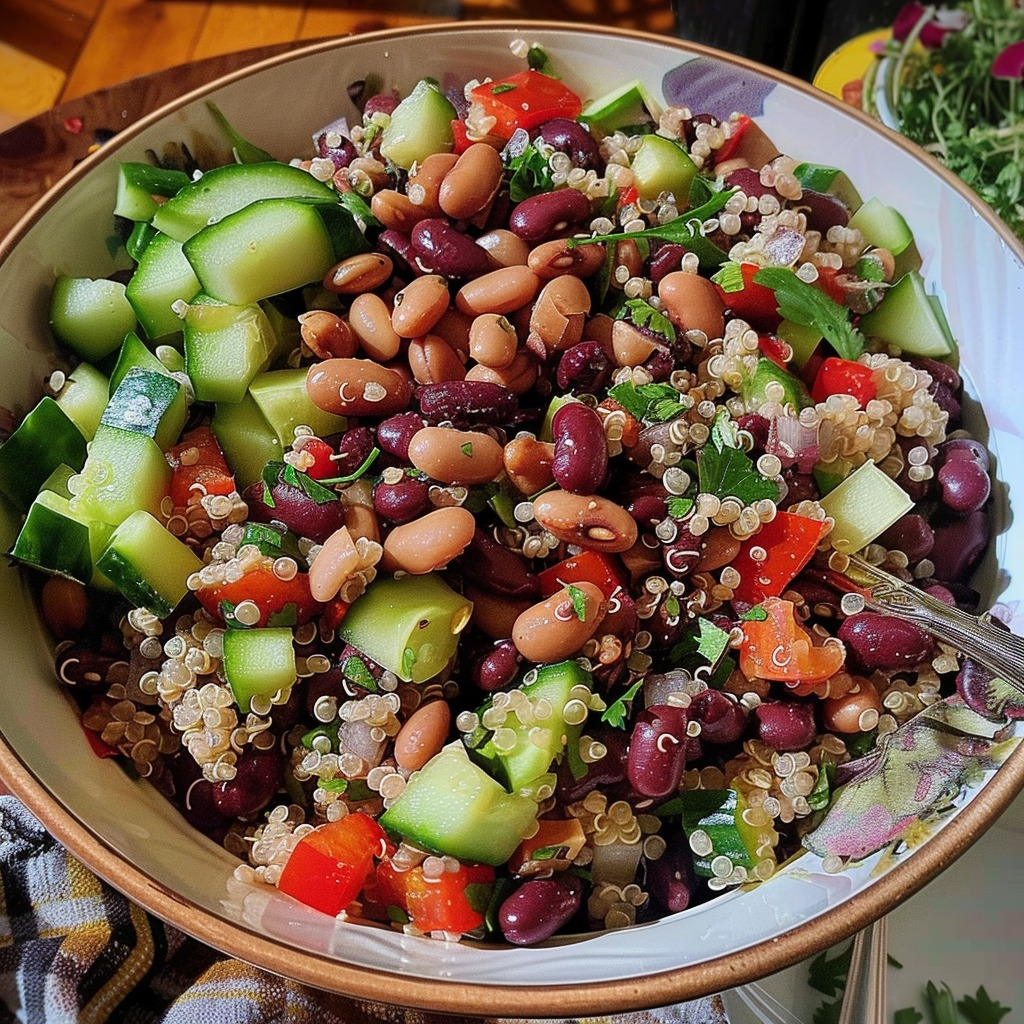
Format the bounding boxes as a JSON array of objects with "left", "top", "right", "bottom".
[
  {"left": 210, "top": 394, "right": 283, "bottom": 489},
  {"left": 101, "top": 367, "right": 187, "bottom": 451},
  {"left": 49, "top": 276, "right": 138, "bottom": 362},
  {"left": 222, "top": 627, "right": 297, "bottom": 712},
  {"left": 820, "top": 459, "right": 914, "bottom": 553},
  {"left": 53, "top": 362, "right": 109, "bottom": 442},
  {"left": 379, "top": 79, "right": 456, "bottom": 170}
]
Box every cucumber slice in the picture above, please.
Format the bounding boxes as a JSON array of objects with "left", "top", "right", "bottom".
[
  {"left": 151, "top": 161, "right": 337, "bottom": 243},
  {"left": 819, "top": 459, "right": 914, "bottom": 553},
  {"left": 40, "top": 463, "right": 77, "bottom": 499},
  {"left": 629, "top": 134, "right": 698, "bottom": 203},
  {"left": 379, "top": 743, "right": 539, "bottom": 866},
  {"left": 109, "top": 331, "right": 168, "bottom": 395},
  {"left": 183, "top": 297, "right": 278, "bottom": 403},
  {"left": 0, "top": 397, "right": 87, "bottom": 513},
  {"left": 125, "top": 232, "right": 200, "bottom": 341},
  {"left": 249, "top": 368, "right": 348, "bottom": 448},
  {"left": 848, "top": 197, "right": 922, "bottom": 279},
  {"left": 10, "top": 490, "right": 95, "bottom": 583},
  {"left": 742, "top": 356, "right": 811, "bottom": 409},
  {"left": 580, "top": 78, "right": 663, "bottom": 131},
  {"left": 183, "top": 198, "right": 368, "bottom": 306},
  {"left": 776, "top": 319, "right": 823, "bottom": 370},
  {"left": 71, "top": 424, "right": 172, "bottom": 526},
  {"left": 54, "top": 361, "right": 109, "bottom": 440},
  {"left": 338, "top": 573, "right": 473, "bottom": 684},
  {"left": 791, "top": 163, "right": 862, "bottom": 214},
  {"left": 222, "top": 627, "right": 297, "bottom": 712},
  {"left": 49, "top": 276, "right": 138, "bottom": 362},
  {"left": 858, "top": 270, "right": 955, "bottom": 359},
  {"left": 211, "top": 393, "right": 282, "bottom": 489},
  {"left": 114, "top": 163, "right": 192, "bottom": 222},
  {"left": 102, "top": 367, "right": 187, "bottom": 451},
  {"left": 96, "top": 509, "right": 202, "bottom": 616},
  {"left": 379, "top": 80, "right": 456, "bottom": 171}
]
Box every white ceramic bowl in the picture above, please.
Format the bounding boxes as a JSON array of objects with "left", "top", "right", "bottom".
[{"left": 2, "top": 22, "right": 1024, "bottom": 1016}]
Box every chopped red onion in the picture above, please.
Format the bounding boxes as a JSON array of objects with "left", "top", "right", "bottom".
[{"left": 767, "top": 414, "right": 819, "bottom": 474}]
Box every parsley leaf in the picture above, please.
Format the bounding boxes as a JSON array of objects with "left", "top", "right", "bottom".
[
  {"left": 527, "top": 44, "right": 558, "bottom": 77},
  {"left": 752, "top": 267, "right": 864, "bottom": 361},
  {"left": 337, "top": 188, "right": 380, "bottom": 228},
  {"left": 740, "top": 605, "right": 767, "bottom": 621},
  {"left": 601, "top": 680, "right": 643, "bottom": 729},
  {"left": 607, "top": 381, "right": 684, "bottom": 422},
  {"left": 461, "top": 442, "right": 474, "bottom": 457},
  {"left": 565, "top": 583, "right": 588, "bottom": 621},
  {"left": 619, "top": 297, "right": 676, "bottom": 342},
  {"left": 697, "top": 443, "right": 780, "bottom": 504},
  {"left": 667, "top": 496, "right": 694, "bottom": 519},
  {"left": 316, "top": 446, "right": 380, "bottom": 485},
  {"left": 491, "top": 82, "right": 517, "bottom": 94},
  {"left": 710, "top": 261, "right": 745, "bottom": 293},
  {"left": 959, "top": 987, "right": 1012, "bottom": 1024},
  {"left": 695, "top": 617, "right": 731, "bottom": 664},
  {"left": 260, "top": 461, "right": 340, "bottom": 508},
  {"left": 505, "top": 135, "right": 556, "bottom": 201}
]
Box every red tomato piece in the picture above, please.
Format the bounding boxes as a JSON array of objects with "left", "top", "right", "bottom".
[
  {"left": 729, "top": 511, "right": 828, "bottom": 606},
  {"left": 618, "top": 184, "right": 639, "bottom": 210},
  {"left": 293, "top": 436, "right": 336, "bottom": 480},
  {"left": 166, "top": 425, "right": 236, "bottom": 507},
  {"left": 196, "top": 564, "right": 321, "bottom": 627},
  {"left": 811, "top": 357, "right": 877, "bottom": 407},
  {"left": 469, "top": 71, "right": 582, "bottom": 140},
  {"left": 812, "top": 265, "right": 848, "bottom": 306},
  {"left": 278, "top": 813, "right": 388, "bottom": 918},
  {"left": 538, "top": 549, "right": 628, "bottom": 599},
  {"left": 375, "top": 860, "right": 495, "bottom": 935},
  {"left": 450, "top": 118, "right": 474, "bottom": 154},
  {"left": 715, "top": 262, "right": 782, "bottom": 331},
  {"left": 758, "top": 334, "right": 789, "bottom": 369},
  {"left": 712, "top": 114, "right": 752, "bottom": 165}
]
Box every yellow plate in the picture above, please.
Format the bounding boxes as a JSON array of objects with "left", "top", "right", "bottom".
[{"left": 814, "top": 28, "right": 891, "bottom": 102}]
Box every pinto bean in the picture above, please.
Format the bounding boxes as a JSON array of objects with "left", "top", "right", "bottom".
[
  {"left": 504, "top": 436, "right": 556, "bottom": 495},
  {"left": 343, "top": 503, "right": 381, "bottom": 545},
  {"left": 532, "top": 490, "right": 638, "bottom": 552},
  {"left": 529, "top": 275, "right": 591, "bottom": 352},
  {"left": 407, "top": 426, "right": 504, "bottom": 485},
  {"left": 512, "top": 582, "right": 607, "bottom": 663},
  {"left": 430, "top": 307, "right": 473, "bottom": 359},
  {"left": 323, "top": 252, "right": 393, "bottom": 294},
  {"left": 822, "top": 681, "right": 882, "bottom": 734},
  {"left": 348, "top": 293, "right": 402, "bottom": 361},
  {"left": 464, "top": 583, "right": 532, "bottom": 640},
  {"left": 527, "top": 239, "right": 606, "bottom": 280},
  {"left": 657, "top": 272, "right": 726, "bottom": 339},
  {"left": 298, "top": 310, "right": 358, "bottom": 359},
  {"left": 610, "top": 319, "right": 660, "bottom": 367},
  {"left": 309, "top": 526, "right": 360, "bottom": 602},
  {"left": 465, "top": 351, "right": 538, "bottom": 394},
  {"left": 476, "top": 228, "right": 531, "bottom": 269},
  {"left": 306, "top": 358, "right": 413, "bottom": 417},
  {"left": 394, "top": 700, "right": 451, "bottom": 771},
  {"left": 439, "top": 143, "right": 504, "bottom": 220},
  {"left": 407, "top": 333, "right": 466, "bottom": 385},
  {"left": 370, "top": 188, "right": 423, "bottom": 233},
  {"left": 391, "top": 275, "right": 450, "bottom": 339},
  {"left": 40, "top": 577, "right": 89, "bottom": 638},
  {"left": 469, "top": 313, "right": 519, "bottom": 368},
  {"left": 455, "top": 266, "right": 542, "bottom": 317},
  {"left": 406, "top": 152, "right": 459, "bottom": 215},
  {"left": 381, "top": 506, "right": 476, "bottom": 574}
]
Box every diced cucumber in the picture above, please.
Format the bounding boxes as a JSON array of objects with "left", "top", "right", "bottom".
[
  {"left": 249, "top": 368, "right": 347, "bottom": 447},
  {"left": 151, "top": 161, "right": 338, "bottom": 243},
  {"left": 54, "top": 361, "right": 109, "bottom": 440},
  {"left": 379, "top": 743, "right": 539, "bottom": 866},
  {"left": 742, "top": 356, "right": 811, "bottom": 409},
  {"left": 40, "top": 463, "right": 77, "bottom": 499},
  {"left": 629, "top": 134, "right": 698, "bottom": 203},
  {"left": 10, "top": 490, "right": 94, "bottom": 583},
  {"left": 379, "top": 79, "right": 456, "bottom": 170},
  {"left": 102, "top": 367, "right": 187, "bottom": 451},
  {"left": 0, "top": 397, "right": 87, "bottom": 513},
  {"left": 125, "top": 232, "right": 200, "bottom": 341},
  {"left": 812, "top": 455, "right": 856, "bottom": 496},
  {"left": 777, "top": 320, "right": 823, "bottom": 370},
  {"left": 71, "top": 424, "right": 171, "bottom": 526},
  {"left": 259, "top": 300, "right": 303, "bottom": 361},
  {"left": 580, "top": 78, "right": 663, "bottom": 131},
  {"left": 211, "top": 394, "right": 282, "bottom": 489},
  {"left": 819, "top": 459, "right": 914, "bottom": 553},
  {"left": 183, "top": 297, "right": 278, "bottom": 404},
  {"left": 848, "top": 197, "right": 922, "bottom": 279},
  {"left": 791, "top": 163, "right": 862, "bottom": 214},
  {"left": 338, "top": 573, "right": 473, "bottom": 684},
  {"left": 127, "top": 221, "right": 159, "bottom": 262},
  {"left": 114, "top": 162, "right": 192, "bottom": 222},
  {"left": 858, "top": 270, "right": 955, "bottom": 359},
  {"left": 222, "top": 627, "right": 297, "bottom": 712},
  {"left": 96, "top": 509, "right": 202, "bottom": 616},
  {"left": 109, "top": 331, "right": 168, "bottom": 395},
  {"left": 49, "top": 276, "right": 138, "bottom": 362},
  {"left": 466, "top": 660, "right": 592, "bottom": 793},
  {"left": 183, "top": 198, "right": 368, "bottom": 306}
]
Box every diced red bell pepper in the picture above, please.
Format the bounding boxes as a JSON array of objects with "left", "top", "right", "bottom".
[
  {"left": 321, "top": 595, "right": 350, "bottom": 633},
  {"left": 617, "top": 184, "right": 639, "bottom": 210},
  {"left": 713, "top": 114, "right": 753, "bottom": 165},
  {"left": 812, "top": 265, "right": 848, "bottom": 306},
  {"left": 811, "top": 357, "right": 877, "bottom": 407},
  {"left": 450, "top": 118, "right": 474, "bottom": 155},
  {"left": 468, "top": 71, "right": 582, "bottom": 140},
  {"left": 293, "top": 436, "right": 336, "bottom": 481},
  {"left": 538, "top": 550, "right": 628, "bottom": 600},
  {"left": 278, "top": 812, "right": 388, "bottom": 917},
  {"left": 715, "top": 262, "right": 782, "bottom": 331},
  {"left": 730, "top": 511, "right": 829, "bottom": 606},
  {"left": 758, "top": 334, "right": 789, "bottom": 369},
  {"left": 374, "top": 859, "right": 495, "bottom": 935},
  {"left": 739, "top": 596, "right": 846, "bottom": 694},
  {"left": 166, "top": 425, "right": 236, "bottom": 507},
  {"left": 196, "top": 563, "right": 321, "bottom": 628}
]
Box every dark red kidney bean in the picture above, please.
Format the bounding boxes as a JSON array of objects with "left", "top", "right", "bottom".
[
  {"left": 780, "top": 469, "right": 819, "bottom": 507},
  {"left": 498, "top": 875, "right": 583, "bottom": 946},
  {"left": 929, "top": 382, "right": 962, "bottom": 428},
  {"left": 410, "top": 217, "right": 491, "bottom": 279},
  {"left": 630, "top": 493, "right": 669, "bottom": 527},
  {"left": 243, "top": 478, "right": 346, "bottom": 544},
  {"left": 642, "top": 346, "right": 674, "bottom": 382},
  {"left": 627, "top": 704, "right": 689, "bottom": 799},
  {"left": 799, "top": 189, "right": 850, "bottom": 234},
  {"left": 929, "top": 508, "right": 990, "bottom": 581},
  {"left": 914, "top": 356, "right": 962, "bottom": 393},
  {"left": 509, "top": 188, "right": 592, "bottom": 244},
  {"left": 456, "top": 528, "right": 540, "bottom": 600},
  {"left": 211, "top": 749, "right": 281, "bottom": 819},
  {"left": 924, "top": 582, "right": 957, "bottom": 606},
  {"left": 645, "top": 826, "right": 697, "bottom": 913},
  {"left": 754, "top": 701, "right": 817, "bottom": 752},
  {"left": 723, "top": 166, "right": 774, "bottom": 199},
  {"left": 736, "top": 413, "right": 770, "bottom": 451},
  {"left": 551, "top": 402, "right": 609, "bottom": 495},
  {"left": 537, "top": 117, "right": 603, "bottom": 170},
  {"left": 838, "top": 612, "right": 934, "bottom": 672},
  {"left": 600, "top": 587, "right": 638, "bottom": 640},
  {"left": 556, "top": 341, "right": 613, "bottom": 394},
  {"left": 681, "top": 112, "right": 719, "bottom": 147},
  {"left": 938, "top": 437, "right": 989, "bottom": 471},
  {"left": 55, "top": 645, "right": 126, "bottom": 689},
  {"left": 372, "top": 475, "right": 431, "bottom": 523},
  {"left": 376, "top": 411, "right": 427, "bottom": 460},
  {"left": 417, "top": 380, "right": 518, "bottom": 426},
  {"left": 689, "top": 690, "right": 748, "bottom": 745},
  {"left": 376, "top": 228, "right": 418, "bottom": 278},
  {"left": 937, "top": 456, "right": 991, "bottom": 514},
  {"left": 644, "top": 595, "right": 689, "bottom": 651},
  {"left": 877, "top": 513, "right": 935, "bottom": 562},
  {"left": 470, "top": 639, "right": 522, "bottom": 692},
  {"left": 333, "top": 426, "right": 376, "bottom": 477},
  {"left": 556, "top": 726, "right": 629, "bottom": 803},
  {"left": 649, "top": 243, "right": 690, "bottom": 285},
  {"left": 363, "top": 90, "right": 400, "bottom": 117},
  {"left": 662, "top": 519, "right": 702, "bottom": 579},
  {"left": 315, "top": 130, "right": 356, "bottom": 170}
]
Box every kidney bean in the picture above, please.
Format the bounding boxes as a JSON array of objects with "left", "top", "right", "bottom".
[
  {"left": 550, "top": 401, "right": 609, "bottom": 495},
  {"left": 722, "top": 166, "right": 773, "bottom": 199},
  {"left": 466, "top": 351, "right": 539, "bottom": 395},
  {"left": 930, "top": 381, "right": 962, "bottom": 427},
  {"left": 627, "top": 704, "right": 689, "bottom": 799},
  {"left": 822, "top": 681, "right": 882, "bottom": 734},
  {"left": 645, "top": 826, "right": 697, "bottom": 913},
  {"left": 381, "top": 506, "right": 476, "bottom": 575},
  {"left": 612, "top": 239, "right": 644, "bottom": 286},
  {"left": 512, "top": 582, "right": 608, "bottom": 663},
  {"left": 937, "top": 437, "right": 989, "bottom": 470},
  {"left": 503, "top": 436, "right": 556, "bottom": 495},
  {"left": 437, "top": 143, "right": 504, "bottom": 220},
  {"left": 877, "top": 512, "right": 935, "bottom": 562},
  {"left": 509, "top": 188, "right": 592, "bottom": 244},
  {"left": 892, "top": 436, "right": 932, "bottom": 502},
  {"left": 689, "top": 690, "right": 747, "bottom": 745},
  {"left": 929, "top": 508, "right": 990, "bottom": 581},
  {"left": 799, "top": 189, "right": 850, "bottom": 235},
  {"left": 55, "top": 643, "right": 128, "bottom": 689},
  {"left": 374, "top": 412, "right": 424, "bottom": 461},
  {"left": 407, "top": 426, "right": 504, "bottom": 486},
  {"left": 406, "top": 152, "right": 459, "bottom": 215},
  {"left": 410, "top": 219, "right": 491, "bottom": 279},
  {"left": 372, "top": 474, "right": 431, "bottom": 524},
  {"left": 457, "top": 528, "right": 540, "bottom": 601},
  {"left": 499, "top": 875, "right": 583, "bottom": 946},
  {"left": 316, "top": 127, "right": 356, "bottom": 169},
  {"left": 694, "top": 527, "right": 742, "bottom": 572},
  {"left": 376, "top": 228, "right": 417, "bottom": 278},
  {"left": 370, "top": 188, "right": 423, "bottom": 233},
  {"left": 476, "top": 228, "right": 531, "bottom": 269},
  {"left": 937, "top": 454, "right": 991, "bottom": 514},
  {"left": 347, "top": 293, "right": 402, "bottom": 361},
  {"left": 649, "top": 243, "right": 690, "bottom": 285},
  {"left": 537, "top": 117, "right": 603, "bottom": 170},
  {"left": 714, "top": 118, "right": 780, "bottom": 171},
  {"left": 407, "top": 333, "right": 466, "bottom": 385},
  {"left": 646, "top": 596, "right": 689, "bottom": 651},
  {"left": 307, "top": 358, "right": 413, "bottom": 418},
  {"left": 533, "top": 490, "right": 638, "bottom": 552},
  {"left": 40, "top": 577, "right": 89, "bottom": 638},
  {"left": 211, "top": 748, "right": 281, "bottom": 819},
  {"left": 657, "top": 272, "right": 726, "bottom": 340},
  {"left": 417, "top": 379, "right": 519, "bottom": 426},
  {"left": 838, "top": 611, "right": 934, "bottom": 672},
  {"left": 527, "top": 239, "right": 606, "bottom": 281},
  {"left": 323, "top": 252, "right": 393, "bottom": 294},
  {"left": 298, "top": 310, "right": 358, "bottom": 359},
  {"left": 455, "top": 266, "right": 542, "bottom": 317},
  {"left": 244, "top": 477, "right": 347, "bottom": 544},
  {"left": 469, "top": 312, "right": 518, "bottom": 369},
  {"left": 390, "top": 275, "right": 450, "bottom": 339},
  {"left": 394, "top": 700, "right": 451, "bottom": 771},
  {"left": 332, "top": 426, "right": 375, "bottom": 477},
  {"left": 754, "top": 701, "right": 817, "bottom": 752},
  {"left": 470, "top": 639, "right": 523, "bottom": 692},
  {"left": 628, "top": 490, "right": 669, "bottom": 528},
  {"left": 555, "top": 341, "right": 613, "bottom": 394},
  {"left": 529, "top": 275, "right": 591, "bottom": 352}
]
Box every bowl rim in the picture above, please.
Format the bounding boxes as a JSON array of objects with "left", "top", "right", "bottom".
[{"left": 3, "top": 19, "right": 1024, "bottom": 1015}]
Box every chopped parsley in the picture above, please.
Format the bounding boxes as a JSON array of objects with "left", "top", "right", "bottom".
[
  {"left": 260, "top": 461, "right": 339, "bottom": 508},
  {"left": 601, "top": 679, "right": 643, "bottom": 729},
  {"left": 316, "top": 446, "right": 380, "bottom": 485},
  {"left": 505, "top": 134, "right": 556, "bottom": 201},
  {"left": 565, "top": 583, "right": 588, "bottom": 621},
  {"left": 618, "top": 296, "right": 676, "bottom": 342},
  {"left": 461, "top": 441, "right": 474, "bottom": 457},
  {"left": 491, "top": 82, "right": 517, "bottom": 94},
  {"left": 607, "top": 381, "right": 684, "bottom": 423},
  {"left": 667, "top": 496, "right": 695, "bottom": 519},
  {"left": 697, "top": 435, "right": 780, "bottom": 506}
]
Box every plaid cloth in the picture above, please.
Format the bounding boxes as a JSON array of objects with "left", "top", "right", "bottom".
[{"left": 0, "top": 797, "right": 730, "bottom": 1024}]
